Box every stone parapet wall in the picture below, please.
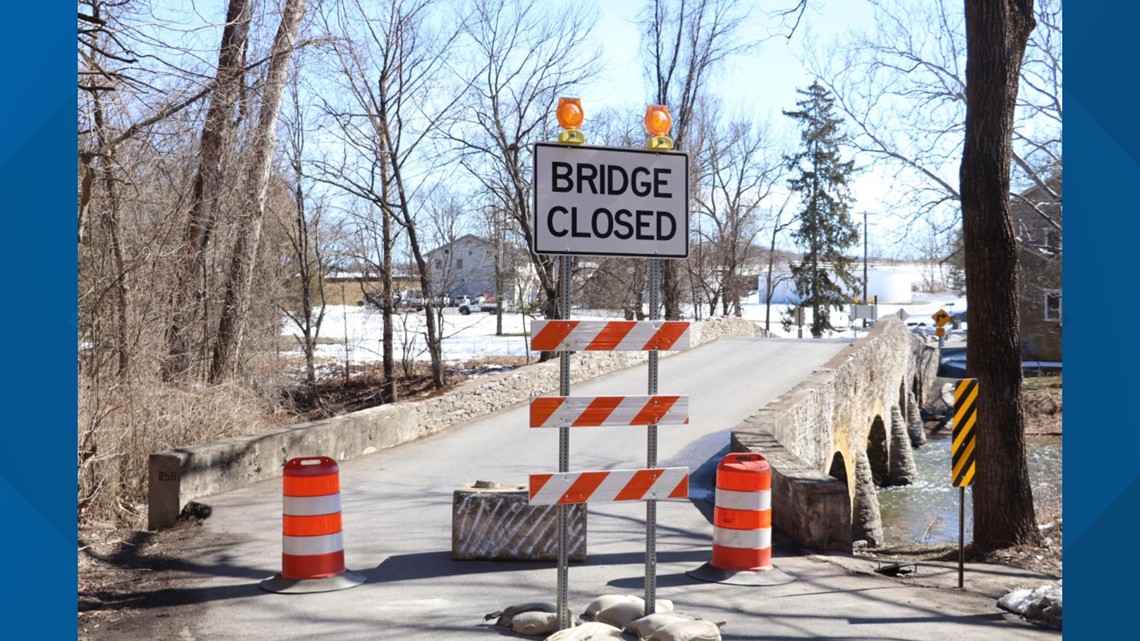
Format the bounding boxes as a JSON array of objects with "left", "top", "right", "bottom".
[
  {"left": 148, "top": 316, "right": 762, "bottom": 530},
  {"left": 739, "top": 316, "right": 925, "bottom": 474},
  {"left": 729, "top": 316, "right": 933, "bottom": 551}
]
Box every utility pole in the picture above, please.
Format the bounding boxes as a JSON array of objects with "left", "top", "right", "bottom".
[{"left": 862, "top": 211, "right": 869, "bottom": 328}]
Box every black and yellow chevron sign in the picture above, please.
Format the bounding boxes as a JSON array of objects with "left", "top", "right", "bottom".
[{"left": 952, "top": 378, "right": 978, "bottom": 487}]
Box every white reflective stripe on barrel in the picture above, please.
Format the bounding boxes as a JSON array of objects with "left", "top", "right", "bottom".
[
  {"left": 282, "top": 532, "right": 344, "bottom": 556},
  {"left": 283, "top": 494, "right": 341, "bottom": 516},
  {"left": 714, "top": 488, "right": 771, "bottom": 511},
  {"left": 713, "top": 526, "right": 771, "bottom": 550}
]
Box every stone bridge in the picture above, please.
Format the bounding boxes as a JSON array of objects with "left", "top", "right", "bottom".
[
  {"left": 731, "top": 315, "right": 939, "bottom": 550},
  {"left": 149, "top": 315, "right": 937, "bottom": 555}
]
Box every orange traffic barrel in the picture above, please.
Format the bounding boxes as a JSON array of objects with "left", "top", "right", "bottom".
[
  {"left": 688, "top": 452, "right": 795, "bottom": 586},
  {"left": 260, "top": 456, "right": 365, "bottom": 593},
  {"left": 712, "top": 452, "right": 772, "bottom": 571}
]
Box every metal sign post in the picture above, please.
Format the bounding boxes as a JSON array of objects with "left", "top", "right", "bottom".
[
  {"left": 557, "top": 254, "right": 572, "bottom": 630},
  {"left": 645, "top": 257, "right": 660, "bottom": 613}
]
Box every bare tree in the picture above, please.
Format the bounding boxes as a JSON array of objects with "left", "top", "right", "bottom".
[
  {"left": 209, "top": 0, "right": 308, "bottom": 382},
  {"left": 811, "top": 0, "right": 1061, "bottom": 246},
  {"left": 640, "top": 0, "right": 758, "bottom": 319},
  {"left": 960, "top": 0, "right": 1040, "bottom": 551},
  {"left": 319, "top": 0, "right": 466, "bottom": 391},
  {"left": 79, "top": 1, "right": 133, "bottom": 381},
  {"left": 689, "top": 105, "right": 783, "bottom": 317},
  {"left": 278, "top": 63, "right": 331, "bottom": 388},
  {"left": 761, "top": 194, "right": 797, "bottom": 333},
  {"left": 446, "top": 0, "right": 601, "bottom": 331},
  {"left": 163, "top": 0, "right": 253, "bottom": 381}
]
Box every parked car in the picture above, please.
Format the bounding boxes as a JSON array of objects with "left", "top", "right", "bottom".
[
  {"left": 937, "top": 346, "right": 968, "bottom": 377},
  {"left": 937, "top": 346, "right": 1062, "bottom": 378},
  {"left": 906, "top": 321, "right": 936, "bottom": 339},
  {"left": 458, "top": 294, "right": 498, "bottom": 315}
]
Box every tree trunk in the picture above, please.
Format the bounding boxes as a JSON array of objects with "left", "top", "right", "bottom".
[
  {"left": 86, "top": 22, "right": 131, "bottom": 382},
  {"left": 210, "top": 0, "right": 307, "bottom": 382},
  {"left": 381, "top": 137, "right": 397, "bottom": 403},
  {"left": 960, "top": 0, "right": 1038, "bottom": 551},
  {"left": 164, "top": 0, "right": 251, "bottom": 381}
]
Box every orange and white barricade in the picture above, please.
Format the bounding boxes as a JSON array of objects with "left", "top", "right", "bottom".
[
  {"left": 530, "top": 395, "right": 689, "bottom": 428},
  {"left": 711, "top": 453, "right": 773, "bottom": 571},
  {"left": 260, "top": 456, "right": 366, "bottom": 593},
  {"left": 688, "top": 453, "right": 796, "bottom": 586},
  {"left": 530, "top": 320, "right": 690, "bottom": 352},
  {"left": 529, "top": 468, "right": 689, "bottom": 505}
]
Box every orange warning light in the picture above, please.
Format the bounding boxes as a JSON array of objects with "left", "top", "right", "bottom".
[
  {"left": 644, "top": 105, "right": 674, "bottom": 150},
  {"left": 644, "top": 105, "right": 671, "bottom": 137},
  {"left": 557, "top": 98, "right": 584, "bottom": 129},
  {"left": 556, "top": 97, "right": 585, "bottom": 145}
]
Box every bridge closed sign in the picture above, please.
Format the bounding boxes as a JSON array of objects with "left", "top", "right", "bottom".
[{"left": 533, "top": 143, "right": 689, "bottom": 258}]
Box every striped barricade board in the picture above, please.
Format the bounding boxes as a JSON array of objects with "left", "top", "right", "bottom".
[
  {"left": 952, "top": 378, "right": 978, "bottom": 487},
  {"left": 529, "top": 468, "right": 689, "bottom": 505},
  {"left": 530, "top": 320, "right": 690, "bottom": 352},
  {"left": 530, "top": 395, "right": 689, "bottom": 428}
]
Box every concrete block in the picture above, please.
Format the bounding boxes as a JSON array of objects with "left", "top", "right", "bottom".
[
  {"left": 148, "top": 452, "right": 184, "bottom": 531},
  {"left": 452, "top": 481, "right": 587, "bottom": 561}
]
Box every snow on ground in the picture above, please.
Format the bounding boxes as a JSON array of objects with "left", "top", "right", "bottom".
[{"left": 281, "top": 290, "right": 967, "bottom": 367}]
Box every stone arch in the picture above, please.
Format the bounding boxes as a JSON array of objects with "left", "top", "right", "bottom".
[
  {"left": 828, "top": 451, "right": 848, "bottom": 483},
  {"left": 831, "top": 449, "right": 884, "bottom": 547},
  {"left": 865, "top": 415, "right": 889, "bottom": 487}
]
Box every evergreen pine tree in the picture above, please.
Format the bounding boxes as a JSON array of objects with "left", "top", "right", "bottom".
[{"left": 783, "top": 81, "right": 859, "bottom": 338}]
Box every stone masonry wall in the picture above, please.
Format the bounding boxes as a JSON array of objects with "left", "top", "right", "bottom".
[{"left": 730, "top": 316, "right": 931, "bottom": 550}]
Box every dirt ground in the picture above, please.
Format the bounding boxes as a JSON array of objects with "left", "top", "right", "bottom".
[{"left": 77, "top": 370, "right": 1063, "bottom": 639}]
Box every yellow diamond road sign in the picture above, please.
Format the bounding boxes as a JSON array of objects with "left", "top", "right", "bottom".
[
  {"left": 952, "top": 378, "right": 978, "bottom": 487},
  {"left": 932, "top": 309, "right": 951, "bottom": 327}
]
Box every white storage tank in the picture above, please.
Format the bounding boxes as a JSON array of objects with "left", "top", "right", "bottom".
[
  {"left": 756, "top": 271, "right": 801, "bottom": 304},
  {"left": 866, "top": 268, "right": 915, "bottom": 304}
]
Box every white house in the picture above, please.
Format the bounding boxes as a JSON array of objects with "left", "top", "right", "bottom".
[{"left": 425, "top": 234, "right": 539, "bottom": 307}]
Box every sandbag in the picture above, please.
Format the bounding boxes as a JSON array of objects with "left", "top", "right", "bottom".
[
  {"left": 485, "top": 601, "right": 559, "bottom": 628},
  {"left": 584, "top": 594, "right": 637, "bottom": 619},
  {"left": 626, "top": 613, "right": 694, "bottom": 640},
  {"left": 595, "top": 598, "right": 676, "bottom": 629},
  {"left": 511, "top": 611, "right": 561, "bottom": 636},
  {"left": 544, "top": 621, "right": 624, "bottom": 641},
  {"left": 647, "top": 619, "right": 723, "bottom": 641},
  {"left": 595, "top": 601, "right": 649, "bottom": 629}
]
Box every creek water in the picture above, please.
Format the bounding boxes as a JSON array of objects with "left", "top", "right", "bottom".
[{"left": 876, "top": 434, "right": 1062, "bottom": 547}]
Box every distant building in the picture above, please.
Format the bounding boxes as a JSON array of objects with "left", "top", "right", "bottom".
[
  {"left": 322, "top": 265, "right": 418, "bottom": 307},
  {"left": 1014, "top": 173, "right": 1062, "bottom": 363},
  {"left": 425, "top": 234, "right": 538, "bottom": 307}
]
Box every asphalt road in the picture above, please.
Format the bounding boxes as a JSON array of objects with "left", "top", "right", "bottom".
[{"left": 122, "top": 336, "right": 1058, "bottom": 640}]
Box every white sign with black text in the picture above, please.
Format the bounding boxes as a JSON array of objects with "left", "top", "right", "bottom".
[{"left": 532, "top": 143, "right": 689, "bottom": 258}]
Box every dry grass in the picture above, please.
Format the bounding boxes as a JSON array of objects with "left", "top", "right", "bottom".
[
  {"left": 78, "top": 378, "right": 285, "bottom": 528},
  {"left": 1022, "top": 375, "right": 1062, "bottom": 435}
]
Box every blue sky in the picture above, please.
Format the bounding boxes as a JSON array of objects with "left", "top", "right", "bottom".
[
  {"left": 581, "top": 0, "right": 892, "bottom": 248},
  {"left": 585, "top": 0, "right": 874, "bottom": 119}
]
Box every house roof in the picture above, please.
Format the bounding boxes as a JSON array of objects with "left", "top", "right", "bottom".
[
  {"left": 426, "top": 233, "right": 527, "bottom": 256},
  {"left": 425, "top": 234, "right": 493, "bottom": 257}
]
